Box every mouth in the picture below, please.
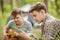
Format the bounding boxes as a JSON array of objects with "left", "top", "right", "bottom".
[
  {"left": 35, "top": 20, "right": 40, "bottom": 23},
  {"left": 35, "top": 20, "right": 38, "bottom": 23},
  {"left": 15, "top": 21, "right": 18, "bottom": 23}
]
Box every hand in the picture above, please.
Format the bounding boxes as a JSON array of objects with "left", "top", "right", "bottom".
[
  {"left": 14, "top": 31, "right": 19, "bottom": 36},
  {"left": 15, "top": 30, "right": 26, "bottom": 36},
  {"left": 15, "top": 30, "right": 30, "bottom": 40},
  {"left": 19, "top": 30, "right": 25, "bottom": 33},
  {"left": 19, "top": 30, "right": 27, "bottom": 36}
]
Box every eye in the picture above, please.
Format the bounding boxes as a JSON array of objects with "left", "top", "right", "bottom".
[
  {"left": 16, "top": 17, "right": 19, "bottom": 19},
  {"left": 33, "top": 15, "right": 36, "bottom": 17}
]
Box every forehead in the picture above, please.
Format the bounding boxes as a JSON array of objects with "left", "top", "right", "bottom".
[
  {"left": 12, "top": 14, "right": 21, "bottom": 18},
  {"left": 32, "top": 10, "right": 39, "bottom": 15}
]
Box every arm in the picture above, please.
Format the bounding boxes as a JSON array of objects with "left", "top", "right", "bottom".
[
  {"left": 42, "top": 20, "right": 60, "bottom": 40},
  {"left": 26, "top": 22, "right": 32, "bottom": 35},
  {"left": 15, "top": 30, "right": 30, "bottom": 40},
  {"left": 4, "top": 20, "right": 13, "bottom": 35},
  {"left": 15, "top": 22, "right": 32, "bottom": 40}
]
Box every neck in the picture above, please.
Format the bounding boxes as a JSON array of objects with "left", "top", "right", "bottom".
[
  {"left": 16, "top": 21, "right": 24, "bottom": 26},
  {"left": 40, "top": 16, "right": 47, "bottom": 23}
]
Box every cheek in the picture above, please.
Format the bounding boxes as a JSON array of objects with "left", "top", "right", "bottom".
[
  {"left": 36, "top": 15, "right": 43, "bottom": 22},
  {"left": 19, "top": 17, "right": 23, "bottom": 21},
  {"left": 38, "top": 14, "right": 43, "bottom": 19},
  {"left": 16, "top": 18, "right": 20, "bottom": 22},
  {"left": 35, "top": 16, "right": 40, "bottom": 21}
]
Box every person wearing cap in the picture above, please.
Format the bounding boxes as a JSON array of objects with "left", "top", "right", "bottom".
[{"left": 29, "top": 2, "right": 60, "bottom": 40}]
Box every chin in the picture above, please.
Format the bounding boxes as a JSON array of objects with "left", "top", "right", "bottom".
[
  {"left": 37, "top": 20, "right": 41, "bottom": 23},
  {"left": 36, "top": 20, "right": 39, "bottom": 23},
  {"left": 37, "top": 22, "right": 40, "bottom": 24},
  {"left": 15, "top": 22, "right": 19, "bottom": 25}
]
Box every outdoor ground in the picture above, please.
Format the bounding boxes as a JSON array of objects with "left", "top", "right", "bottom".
[
  {"left": 0, "top": 12, "right": 41, "bottom": 40},
  {"left": 0, "top": 11, "right": 60, "bottom": 40}
]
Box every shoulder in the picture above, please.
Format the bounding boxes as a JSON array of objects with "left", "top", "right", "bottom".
[
  {"left": 24, "top": 20, "right": 32, "bottom": 27},
  {"left": 24, "top": 20, "right": 32, "bottom": 25},
  {"left": 45, "top": 15, "right": 60, "bottom": 26},
  {"left": 7, "top": 20, "right": 14, "bottom": 24},
  {"left": 54, "top": 18, "right": 60, "bottom": 25},
  {"left": 6, "top": 20, "right": 14, "bottom": 27}
]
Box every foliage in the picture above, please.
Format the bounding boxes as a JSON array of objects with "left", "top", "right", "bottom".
[
  {"left": 4, "top": 4, "right": 11, "bottom": 12},
  {"left": 0, "top": 0, "right": 60, "bottom": 40}
]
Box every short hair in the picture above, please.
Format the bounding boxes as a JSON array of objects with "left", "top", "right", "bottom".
[
  {"left": 29, "top": 2, "right": 47, "bottom": 13},
  {"left": 11, "top": 8, "right": 22, "bottom": 17}
]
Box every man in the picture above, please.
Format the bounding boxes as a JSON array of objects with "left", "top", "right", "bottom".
[
  {"left": 6, "top": 4, "right": 40, "bottom": 27},
  {"left": 6, "top": 4, "right": 32, "bottom": 24},
  {"left": 29, "top": 2, "right": 60, "bottom": 40},
  {"left": 5, "top": 8, "right": 32, "bottom": 40}
]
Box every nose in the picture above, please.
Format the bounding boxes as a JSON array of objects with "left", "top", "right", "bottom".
[{"left": 14, "top": 19, "right": 18, "bottom": 22}]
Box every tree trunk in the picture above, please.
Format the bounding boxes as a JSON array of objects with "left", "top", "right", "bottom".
[
  {"left": 0, "top": 0, "right": 4, "bottom": 15},
  {"left": 44, "top": 0, "right": 48, "bottom": 11},
  {"left": 10, "top": 0, "right": 13, "bottom": 9},
  {"left": 55, "top": 0, "right": 59, "bottom": 14}
]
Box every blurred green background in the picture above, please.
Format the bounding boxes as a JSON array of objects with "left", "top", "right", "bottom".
[{"left": 0, "top": 0, "right": 60, "bottom": 40}]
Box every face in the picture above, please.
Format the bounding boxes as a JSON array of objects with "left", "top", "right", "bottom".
[
  {"left": 12, "top": 14, "right": 23, "bottom": 25},
  {"left": 32, "top": 9, "right": 46, "bottom": 23}
]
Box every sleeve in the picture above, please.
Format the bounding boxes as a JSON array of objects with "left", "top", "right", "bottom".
[
  {"left": 56, "top": 19, "right": 60, "bottom": 32},
  {"left": 6, "top": 20, "right": 12, "bottom": 29},
  {"left": 6, "top": 15, "right": 12, "bottom": 24},
  {"left": 26, "top": 22, "right": 32, "bottom": 33},
  {"left": 42, "top": 20, "right": 60, "bottom": 40},
  {"left": 4, "top": 21, "right": 12, "bottom": 35}
]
